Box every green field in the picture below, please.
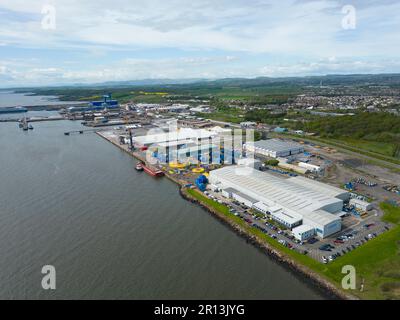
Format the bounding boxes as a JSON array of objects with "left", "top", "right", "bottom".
[
  {"left": 338, "top": 138, "right": 396, "bottom": 158},
  {"left": 381, "top": 202, "right": 400, "bottom": 224},
  {"left": 325, "top": 222, "right": 400, "bottom": 299},
  {"left": 186, "top": 188, "right": 400, "bottom": 299},
  {"left": 297, "top": 112, "right": 400, "bottom": 160}
]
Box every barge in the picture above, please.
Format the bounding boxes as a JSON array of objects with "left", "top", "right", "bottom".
[{"left": 141, "top": 162, "right": 164, "bottom": 177}]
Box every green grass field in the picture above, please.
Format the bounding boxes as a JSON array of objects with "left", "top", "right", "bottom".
[
  {"left": 186, "top": 188, "right": 400, "bottom": 299},
  {"left": 334, "top": 138, "right": 396, "bottom": 158},
  {"left": 325, "top": 220, "right": 400, "bottom": 299},
  {"left": 381, "top": 202, "right": 400, "bottom": 224},
  {"left": 197, "top": 107, "right": 246, "bottom": 124}
]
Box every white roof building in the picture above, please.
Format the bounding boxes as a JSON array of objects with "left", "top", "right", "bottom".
[
  {"left": 237, "top": 158, "right": 262, "bottom": 170},
  {"left": 133, "top": 128, "right": 216, "bottom": 146},
  {"left": 244, "top": 139, "right": 304, "bottom": 158},
  {"left": 209, "top": 166, "right": 347, "bottom": 238},
  {"left": 292, "top": 225, "right": 315, "bottom": 241},
  {"left": 289, "top": 176, "right": 350, "bottom": 201},
  {"left": 298, "top": 162, "right": 321, "bottom": 172}
]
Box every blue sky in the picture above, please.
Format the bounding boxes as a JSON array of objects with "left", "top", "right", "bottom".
[{"left": 0, "top": 0, "right": 400, "bottom": 87}]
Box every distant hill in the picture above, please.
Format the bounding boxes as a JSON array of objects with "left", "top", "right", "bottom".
[
  {"left": 8, "top": 74, "right": 400, "bottom": 95},
  {"left": 87, "top": 78, "right": 207, "bottom": 87},
  {"left": 93, "top": 73, "right": 400, "bottom": 88},
  {"left": 199, "top": 74, "right": 400, "bottom": 87},
  {"left": 10, "top": 73, "right": 400, "bottom": 91}
]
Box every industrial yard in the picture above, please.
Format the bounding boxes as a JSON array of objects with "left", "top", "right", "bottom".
[
  {"left": 43, "top": 94, "right": 398, "bottom": 264},
  {"left": 88, "top": 114, "right": 398, "bottom": 268},
  {"left": 9, "top": 90, "right": 399, "bottom": 300},
  {"left": 4, "top": 0, "right": 400, "bottom": 305}
]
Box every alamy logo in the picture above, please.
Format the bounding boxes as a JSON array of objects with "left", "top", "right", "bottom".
[
  {"left": 41, "top": 265, "right": 56, "bottom": 290},
  {"left": 341, "top": 5, "right": 356, "bottom": 30},
  {"left": 145, "top": 119, "right": 255, "bottom": 174},
  {"left": 341, "top": 265, "right": 356, "bottom": 290},
  {"left": 41, "top": 5, "right": 57, "bottom": 30}
]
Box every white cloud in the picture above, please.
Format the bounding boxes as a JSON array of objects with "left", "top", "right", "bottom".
[
  {"left": 1, "top": 0, "right": 400, "bottom": 85},
  {"left": 0, "top": 0, "right": 399, "bottom": 55}
]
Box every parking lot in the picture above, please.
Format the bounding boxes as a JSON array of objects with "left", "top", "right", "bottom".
[
  {"left": 312, "top": 216, "right": 390, "bottom": 263},
  {"left": 204, "top": 189, "right": 392, "bottom": 264}
]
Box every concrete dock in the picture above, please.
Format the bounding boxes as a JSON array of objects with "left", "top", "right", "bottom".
[
  {"left": 96, "top": 130, "right": 186, "bottom": 186},
  {"left": 0, "top": 116, "right": 64, "bottom": 123}
]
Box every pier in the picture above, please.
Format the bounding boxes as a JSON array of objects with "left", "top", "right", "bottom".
[
  {"left": 0, "top": 116, "right": 64, "bottom": 123},
  {"left": 64, "top": 128, "right": 106, "bottom": 135}
]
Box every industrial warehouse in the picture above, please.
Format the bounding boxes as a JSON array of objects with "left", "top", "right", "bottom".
[
  {"left": 209, "top": 166, "right": 350, "bottom": 239},
  {"left": 86, "top": 103, "right": 392, "bottom": 268},
  {"left": 244, "top": 139, "right": 304, "bottom": 158},
  {"left": 129, "top": 127, "right": 241, "bottom": 164}
]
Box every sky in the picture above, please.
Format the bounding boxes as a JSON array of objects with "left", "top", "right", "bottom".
[{"left": 0, "top": 0, "right": 399, "bottom": 87}]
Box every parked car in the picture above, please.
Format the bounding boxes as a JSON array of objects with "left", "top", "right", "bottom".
[
  {"left": 308, "top": 237, "right": 318, "bottom": 244},
  {"left": 319, "top": 244, "right": 332, "bottom": 252}
]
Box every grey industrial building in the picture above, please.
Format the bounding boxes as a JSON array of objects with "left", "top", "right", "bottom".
[
  {"left": 209, "top": 166, "right": 350, "bottom": 239},
  {"left": 244, "top": 139, "right": 304, "bottom": 158}
]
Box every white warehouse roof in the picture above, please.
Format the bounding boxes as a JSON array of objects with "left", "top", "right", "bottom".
[
  {"left": 134, "top": 128, "right": 216, "bottom": 146},
  {"left": 209, "top": 166, "right": 346, "bottom": 228},
  {"left": 289, "top": 175, "right": 349, "bottom": 200},
  {"left": 292, "top": 224, "right": 314, "bottom": 234},
  {"left": 250, "top": 139, "right": 303, "bottom": 153}
]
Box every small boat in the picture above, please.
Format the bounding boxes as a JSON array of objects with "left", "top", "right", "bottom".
[
  {"left": 28, "top": 124, "right": 34, "bottom": 130},
  {"left": 20, "top": 117, "right": 29, "bottom": 130},
  {"left": 135, "top": 162, "right": 144, "bottom": 171}
]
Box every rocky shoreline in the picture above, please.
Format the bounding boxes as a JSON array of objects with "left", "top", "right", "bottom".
[{"left": 179, "top": 187, "right": 358, "bottom": 300}]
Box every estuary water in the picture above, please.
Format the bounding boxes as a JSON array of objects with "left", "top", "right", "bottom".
[{"left": 0, "top": 90, "right": 83, "bottom": 108}]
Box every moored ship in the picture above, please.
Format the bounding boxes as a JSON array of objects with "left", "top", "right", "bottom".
[{"left": 141, "top": 162, "right": 164, "bottom": 177}]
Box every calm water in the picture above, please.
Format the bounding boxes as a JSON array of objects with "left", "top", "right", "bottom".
[
  {"left": 0, "top": 111, "right": 325, "bottom": 299},
  {"left": 0, "top": 90, "right": 83, "bottom": 108}
]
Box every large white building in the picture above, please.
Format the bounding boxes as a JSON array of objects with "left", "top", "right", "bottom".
[
  {"left": 244, "top": 139, "right": 304, "bottom": 158},
  {"left": 209, "top": 166, "right": 350, "bottom": 238},
  {"left": 133, "top": 128, "right": 216, "bottom": 147}
]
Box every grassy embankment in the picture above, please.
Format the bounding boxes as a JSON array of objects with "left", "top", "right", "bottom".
[
  {"left": 306, "top": 136, "right": 400, "bottom": 166},
  {"left": 338, "top": 138, "right": 396, "bottom": 158},
  {"left": 186, "top": 188, "right": 400, "bottom": 299}
]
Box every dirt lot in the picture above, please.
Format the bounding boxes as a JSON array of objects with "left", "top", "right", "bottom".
[{"left": 305, "top": 145, "right": 400, "bottom": 205}]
